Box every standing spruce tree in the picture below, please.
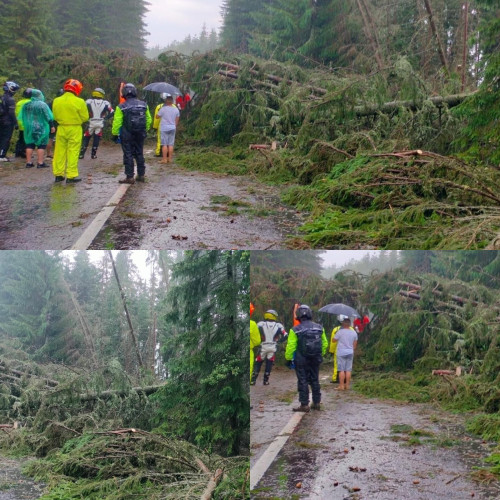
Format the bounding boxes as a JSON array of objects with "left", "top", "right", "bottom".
[
  {"left": 0, "top": 0, "right": 54, "bottom": 80},
  {"left": 155, "top": 251, "right": 249, "bottom": 456},
  {"left": 52, "top": 0, "right": 149, "bottom": 54},
  {"left": 221, "top": 0, "right": 267, "bottom": 52},
  {"left": 0, "top": 251, "right": 85, "bottom": 363}
]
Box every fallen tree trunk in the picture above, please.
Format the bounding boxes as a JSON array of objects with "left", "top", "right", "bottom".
[
  {"left": 398, "top": 282, "right": 481, "bottom": 307},
  {"left": 78, "top": 384, "right": 164, "bottom": 402},
  {"left": 218, "top": 61, "right": 328, "bottom": 95},
  {"left": 200, "top": 468, "right": 223, "bottom": 500},
  {"left": 0, "top": 361, "right": 59, "bottom": 387},
  {"left": 354, "top": 93, "right": 474, "bottom": 116}
]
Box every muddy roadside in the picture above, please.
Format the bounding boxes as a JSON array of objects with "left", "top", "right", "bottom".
[
  {"left": 0, "top": 455, "right": 44, "bottom": 500},
  {"left": 0, "top": 143, "right": 302, "bottom": 249},
  {"left": 251, "top": 367, "right": 500, "bottom": 499}
]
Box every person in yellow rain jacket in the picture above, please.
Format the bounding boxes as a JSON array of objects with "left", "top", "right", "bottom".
[
  {"left": 329, "top": 315, "right": 356, "bottom": 383},
  {"left": 285, "top": 305, "right": 328, "bottom": 412},
  {"left": 152, "top": 94, "right": 166, "bottom": 157},
  {"left": 250, "top": 303, "right": 261, "bottom": 382},
  {"left": 52, "top": 79, "right": 89, "bottom": 183},
  {"left": 14, "top": 88, "right": 32, "bottom": 158}
]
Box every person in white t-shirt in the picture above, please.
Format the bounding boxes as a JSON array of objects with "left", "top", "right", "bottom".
[
  {"left": 156, "top": 94, "right": 180, "bottom": 164},
  {"left": 332, "top": 317, "right": 358, "bottom": 390}
]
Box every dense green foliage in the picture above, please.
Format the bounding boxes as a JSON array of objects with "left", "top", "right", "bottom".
[
  {"left": 0, "top": 0, "right": 149, "bottom": 83},
  {"left": 0, "top": 251, "right": 250, "bottom": 498},
  {"left": 154, "top": 251, "right": 249, "bottom": 457}
]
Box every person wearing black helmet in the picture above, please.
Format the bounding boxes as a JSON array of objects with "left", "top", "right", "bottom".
[
  {"left": 285, "top": 304, "right": 328, "bottom": 412},
  {"left": 0, "top": 81, "right": 21, "bottom": 161},
  {"left": 112, "top": 83, "right": 152, "bottom": 184}
]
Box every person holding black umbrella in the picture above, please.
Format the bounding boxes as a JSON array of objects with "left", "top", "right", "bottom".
[
  {"left": 285, "top": 305, "right": 328, "bottom": 412},
  {"left": 331, "top": 316, "right": 358, "bottom": 390}
]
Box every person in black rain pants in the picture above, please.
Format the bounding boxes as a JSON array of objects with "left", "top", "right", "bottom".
[{"left": 285, "top": 304, "right": 328, "bottom": 412}]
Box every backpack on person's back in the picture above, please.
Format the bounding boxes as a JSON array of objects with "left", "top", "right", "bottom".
[{"left": 122, "top": 101, "right": 147, "bottom": 133}]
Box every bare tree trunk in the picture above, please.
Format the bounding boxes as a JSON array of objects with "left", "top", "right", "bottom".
[
  {"left": 108, "top": 251, "right": 144, "bottom": 370},
  {"left": 461, "top": 2, "right": 469, "bottom": 91},
  {"left": 60, "top": 276, "right": 98, "bottom": 369},
  {"left": 356, "top": 0, "right": 384, "bottom": 70},
  {"left": 423, "top": 0, "right": 449, "bottom": 73}
]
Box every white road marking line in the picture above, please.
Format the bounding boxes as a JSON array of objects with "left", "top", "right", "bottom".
[
  {"left": 250, "top": 411, "right": 306, "bottom": 490},
  {"left": 70, "top": 184, "right": 132, "bottom": 249}
]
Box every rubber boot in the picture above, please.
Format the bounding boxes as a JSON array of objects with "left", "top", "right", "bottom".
[
  {"left": 263, "top": 359, "right": 273, "bottom": 385},
  {"left": 251, "top": 360, "right": 262, "bottom": 385}
]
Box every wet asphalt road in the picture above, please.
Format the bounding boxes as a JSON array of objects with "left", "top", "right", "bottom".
[
  {"left": 0, "top": 144, "right": 302, "bottom": 249},
  {"left": 251, "top": 366, "right": 500, "bottom": 499}
]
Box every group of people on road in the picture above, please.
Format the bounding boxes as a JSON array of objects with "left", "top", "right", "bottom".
[
  {"left": 0, "top": 78, "right": 183, "bottom": 185},
  {"left": 250, "top": 303, "right": 363, "bottom": 413}
]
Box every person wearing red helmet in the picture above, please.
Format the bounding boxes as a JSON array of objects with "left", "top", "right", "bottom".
[{"left": 51, "top": 79, "right": 89, "bottom": 183}]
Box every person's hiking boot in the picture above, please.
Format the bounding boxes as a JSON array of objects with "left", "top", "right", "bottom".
[
  {"left": 0, "top": 157, "right": 10, "bottom": 162},
  {"left": 54, "top": 176, "right": 65, "bottom": 182},
  {"left": 263, "top": 373, "right": 270, "bottom": 385},
  {"left": 91, "top": 147, "right": 97, "bottom": 159},
  {"left": 250, "top": 373, "right": 258, "bottom": 386},
  {"left": 135, "top": 175, "right": 146, "bottom": 182},
  {"left": 66, "top": 177, "right": 82, "bottom": 183},
  {"left": 311, "top": 403, "right": 321, "bottom": 410},
  {"left": 119, "top": 177, "right": 135, "bottom": 184},
  {"left": 293, "top": 404, "right": 310, "bottom": 413},
  {"left": 25, "top": 162, "right": 34, "bottom": 168},
  {"left": 37, "top": 163, "right": 49, "bottom": 168}
]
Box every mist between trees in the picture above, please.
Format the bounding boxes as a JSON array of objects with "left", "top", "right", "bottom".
[{"left": 0, "top": 250, "right": 250, "bottom": 499}]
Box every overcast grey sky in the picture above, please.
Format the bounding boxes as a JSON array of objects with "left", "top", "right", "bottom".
[
  {"left": 144, "top": 0, "right": 223, "bottom": 47},
  {"left": 321, "top": 251, "right": 382, "bottom": 268}
]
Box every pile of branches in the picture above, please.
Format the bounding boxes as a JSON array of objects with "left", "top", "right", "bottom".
[
  {"left": 283, "top": 148, "right": 500, "bottom": 249},
  {"left": 22, "top": 428, "right": 247, "bottom": 499}
]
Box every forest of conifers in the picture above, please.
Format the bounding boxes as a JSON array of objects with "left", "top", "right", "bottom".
[
  {"left": 0, "top": 250, "right": 249, "bottom": 499},
  {"left": 3, "top": 0, "right": 496, "bottom": 248}
]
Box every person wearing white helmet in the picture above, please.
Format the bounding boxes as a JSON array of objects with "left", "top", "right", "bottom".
[
  {"left": 79, "top": 88, "right": 113, "bottom": 159},
  {"left": 0, "top": 81, "right": 20, "bottom": 161},
  {"left": 251, "top": 309, "right": 286, "bottom": 385},
  {"left": 331, "top": 316, "right": 358, "bottom": 390}
]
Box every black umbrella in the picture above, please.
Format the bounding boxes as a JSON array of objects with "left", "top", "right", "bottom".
[
  {"left": 318, "top": 303, "right": 360, "bottom": 318},
  {"left": 143, "top": 82, "right": 181, "bottom": 95}
]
